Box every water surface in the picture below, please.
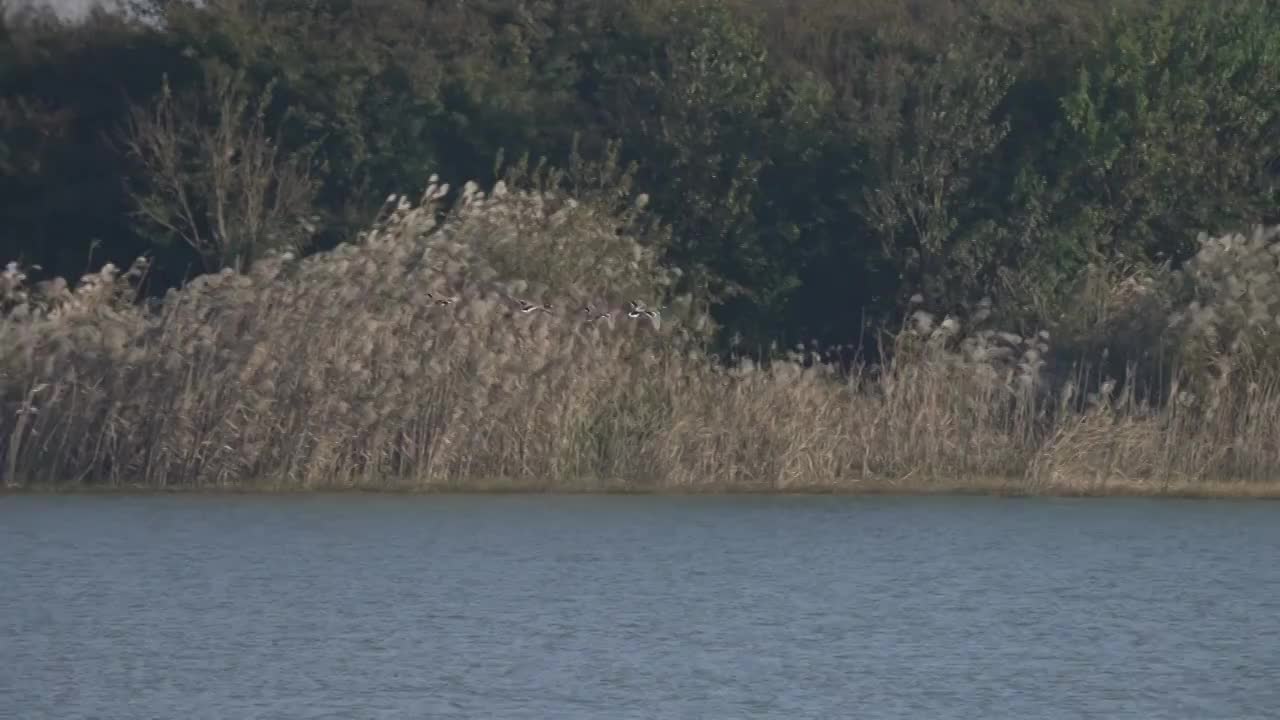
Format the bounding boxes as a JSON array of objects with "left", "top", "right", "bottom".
[{"left": 2, "top": 494, "right": 1279, "bottom": 719}]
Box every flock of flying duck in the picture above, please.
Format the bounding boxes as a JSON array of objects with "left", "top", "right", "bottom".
[{"left": 423, "top": 292, "right": 663, "bottom": 330}]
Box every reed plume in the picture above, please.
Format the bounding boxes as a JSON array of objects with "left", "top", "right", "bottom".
[{"left": 3, "top": 178, "right": 1280, "bottom": 495}]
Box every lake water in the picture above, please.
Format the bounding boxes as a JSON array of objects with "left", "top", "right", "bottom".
[{"left": 2, "top": 494, "right": 1279, "bottom": 719}]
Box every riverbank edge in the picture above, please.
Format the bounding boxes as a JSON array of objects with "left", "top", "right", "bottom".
[{"left": 5, "top": 476, "right": 1280, "bottom": 499}]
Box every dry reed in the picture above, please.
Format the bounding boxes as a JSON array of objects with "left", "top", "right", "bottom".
[{"left": 3, "top": 177, "right": 1280, "bottom": 496}]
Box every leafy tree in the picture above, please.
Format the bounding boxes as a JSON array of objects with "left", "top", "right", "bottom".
[
  {"left": 579, "top": 0, "right": 822, "bottom": 348},
  {"left": 1056, "top": 0, "right": 1280, "bottom": 263},
  {"left": 853, "top": 42, "right": 1015, "bottom": 308}
]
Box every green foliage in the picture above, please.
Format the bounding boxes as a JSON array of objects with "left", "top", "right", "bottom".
[
  {"left": 853, "top": 39, "right": 1015, "bottom": 307},
  {"left": 149, "top": 0, "right": 450, "bottom": 242},
  {"left": 4, "top": 0, "right": 1280, "bottom": 364},
  {"left": 1055, "top": 0, "right": 1280, "bottom": 263},
  {"left": 580, "top": 2, "right": 790, "bottom": 334}
]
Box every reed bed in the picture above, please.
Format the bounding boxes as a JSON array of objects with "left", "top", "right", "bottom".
[{"left": 4, "top": 176, "right": 1280, "bottom": 495}]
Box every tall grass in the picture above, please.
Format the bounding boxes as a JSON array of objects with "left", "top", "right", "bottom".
[{"left": 3, "top": 174, "right": 1280, "bottom": 494}]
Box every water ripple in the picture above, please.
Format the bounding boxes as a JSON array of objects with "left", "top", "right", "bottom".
[{"left": 2, "top": 494, "right": 1278, "bottom": 719}]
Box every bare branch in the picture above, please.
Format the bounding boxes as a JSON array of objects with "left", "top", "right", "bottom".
[{"left": 122, "top": 67, "right": 318, "bottom": 272}]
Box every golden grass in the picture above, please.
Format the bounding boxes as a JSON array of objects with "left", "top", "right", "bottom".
[{"left": 4, "top": 175, "right": 1280, "bottom": 498}]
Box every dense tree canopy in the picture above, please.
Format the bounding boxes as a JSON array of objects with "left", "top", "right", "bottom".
[{"left": 3, "top": 0, "right": 1278, "bottom": 356}]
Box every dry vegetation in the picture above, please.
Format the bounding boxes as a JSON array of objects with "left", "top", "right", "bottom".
[{"left": 4, "top": 171, "right": 1280, "bottom": 496}]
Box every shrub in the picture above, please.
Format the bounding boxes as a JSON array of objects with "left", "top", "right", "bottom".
[{"left": 1042, "top": 225, "right": 1280, "bottom": 398}]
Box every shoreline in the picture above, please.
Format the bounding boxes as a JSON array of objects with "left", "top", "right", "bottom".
[{"left": 6, "top": 476, "right": 1280, "bottom": 500}]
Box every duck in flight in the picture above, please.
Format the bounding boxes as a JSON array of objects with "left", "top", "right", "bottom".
[
  {"left": 504, "top": 293, "right": 553, "bottom": 315},
  {"left": 581, "top": 303, "right": 614, "bottom": 323},
  {"left": 626, "top": 300, "right": 662, "bottom": 330}
]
